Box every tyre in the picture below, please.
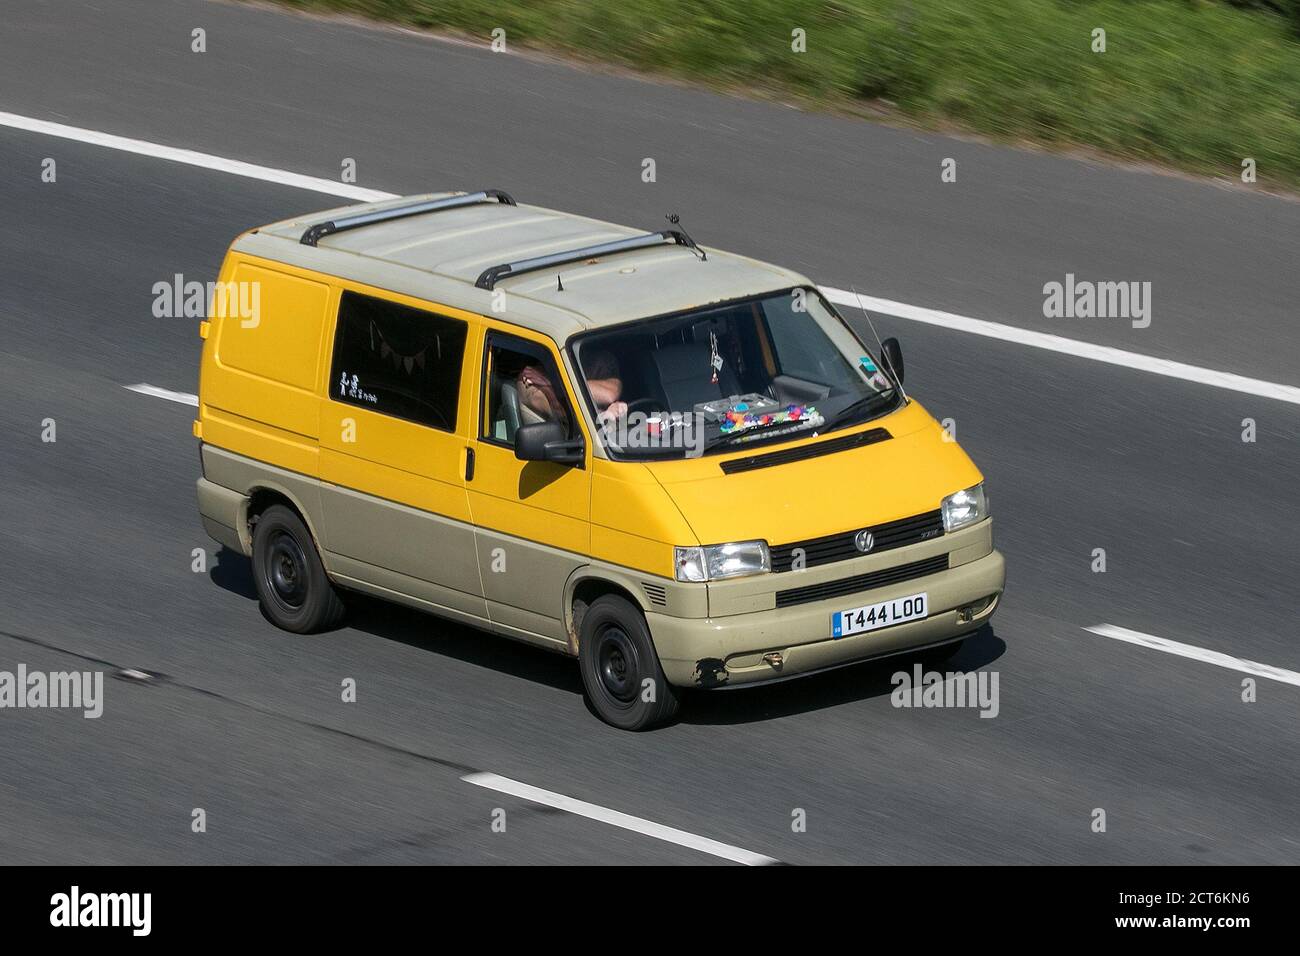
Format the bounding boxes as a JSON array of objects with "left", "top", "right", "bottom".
[
  {"left": 251, "top": 504, "right": 345, "bottom": 633},
  {"left": 578, "top": 595, "right": 680, "bottom": 730}
]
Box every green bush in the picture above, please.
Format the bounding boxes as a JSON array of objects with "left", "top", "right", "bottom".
[{"left": 272, "top": 0, "right": 1300, "bottom": 186}]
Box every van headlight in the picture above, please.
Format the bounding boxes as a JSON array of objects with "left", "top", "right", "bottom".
[
  {"left": 674, "top": 541, "right": 771, "bottom": 582},
  {"left": 941, "top": 483, "right": 987, "bottom": 533}
]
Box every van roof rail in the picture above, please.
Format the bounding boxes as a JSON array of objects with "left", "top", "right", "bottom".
[
  {"left": 475, "top": 230, "right": 703, "bottom": 290},
  {"left": 300, "top": 189, "right": 516, "bottom": 246}
]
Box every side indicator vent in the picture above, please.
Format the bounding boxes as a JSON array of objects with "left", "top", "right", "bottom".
[{"left": 642, "top": 583, "right": 668, "bottom": 606}]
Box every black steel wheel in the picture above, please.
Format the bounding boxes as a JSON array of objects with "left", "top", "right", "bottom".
[
  {"left": 578, "top": 594, "right": 680, "bottom": 730},
  {"left": 251, "top": 504, "right": 345, "bottom": 633}
]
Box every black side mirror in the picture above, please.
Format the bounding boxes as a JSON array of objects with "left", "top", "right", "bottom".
[
  {"left": 880, "top": 337, "right": 904, "bottom": 385},
  {"left": 515, "top": 420, "right": 585, "bottom": 465}
]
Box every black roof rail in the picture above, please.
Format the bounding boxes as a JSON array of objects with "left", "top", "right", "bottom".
[
  {"left": 300, "top": 189, "right": 516, "bottom": 246},
  {"left": 475, "top": 230, "right": 703, "bottom": 290}
]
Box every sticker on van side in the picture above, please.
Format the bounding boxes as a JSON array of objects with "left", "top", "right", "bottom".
[{"left": 337, "top": 371, "right": 378, "bottom": 405}]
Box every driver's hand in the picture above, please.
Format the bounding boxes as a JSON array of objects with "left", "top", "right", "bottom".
[{"left": 604, "top": 400, "right": 629, "bottom": 420}]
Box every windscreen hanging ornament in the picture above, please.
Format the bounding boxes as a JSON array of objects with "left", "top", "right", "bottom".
[{"left": 709, "top": 330, "right": 722, "bottom": 384}]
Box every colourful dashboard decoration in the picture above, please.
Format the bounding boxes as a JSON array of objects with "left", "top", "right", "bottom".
[{"left": 718, "top": 403, "right": 820, "bottom": 434}]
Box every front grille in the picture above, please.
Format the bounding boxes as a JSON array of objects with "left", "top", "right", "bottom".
[
  {"left": 774, "top": 553, "right": 949, "bottom": 609},
  {"left": 770, "top": 509, "right": 944, "bottom": 572}
]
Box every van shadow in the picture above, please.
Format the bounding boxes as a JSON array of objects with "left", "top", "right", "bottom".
[
  {"left": 211, "top": 547, "right": 258, "bottom": 600},
  {"left": 210, "top": 548, "right": 1006, "bottom": 726},
  {"left": 210, "top": 548, "right": 581, "bottom": 695}
]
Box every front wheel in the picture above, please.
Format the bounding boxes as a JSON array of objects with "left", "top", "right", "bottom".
[
  {"left": 251, "top": 504, "right": 345, "bottom": 633},
  {"left": 578, "top": 595, "right": 680, "bottom": 730}
]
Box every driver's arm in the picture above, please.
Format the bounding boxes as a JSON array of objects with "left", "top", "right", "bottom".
[{"left": 585, "top": 376, "right": 623, "bottom": 410}]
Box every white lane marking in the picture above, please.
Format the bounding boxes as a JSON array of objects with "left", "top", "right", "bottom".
[
  {"left": 124, "top": 383, "right": 198, "bottom": 406},
  {"left": 1085, "top": 624, "right": 1300, "bottom": 688},
  {"left": 462, "top": 772, "right": 780, "bottom": 865},
  {"left": 0, "top": 111, "right": 394, "bottom": 202},
  {"left": 823, "top": 289, "right": 1300, "bottom": 407},
  {"left": 5, "top": 110, "right": 1296, "bottom": 406}
]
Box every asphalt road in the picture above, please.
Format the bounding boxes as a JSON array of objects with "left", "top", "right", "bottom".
[{"left": 1, "top": 0, "right": 1298, "bottom": 865}]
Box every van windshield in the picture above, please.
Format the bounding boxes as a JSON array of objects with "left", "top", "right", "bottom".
[{"left": 569, "top": 288, "right": 900, "bottom": 460}]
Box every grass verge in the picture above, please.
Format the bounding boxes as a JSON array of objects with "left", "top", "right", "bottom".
[{"left": 271, "top": 0, "right": 1300, "bottom": 187}]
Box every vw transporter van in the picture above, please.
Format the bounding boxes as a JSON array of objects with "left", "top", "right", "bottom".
[{"left": 196, "top": 190, "right": 1004, "bottom": 729}]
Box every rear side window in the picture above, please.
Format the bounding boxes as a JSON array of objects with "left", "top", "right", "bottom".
[{"left": 329, "top": 290, "right": 467, "bottom": 432}]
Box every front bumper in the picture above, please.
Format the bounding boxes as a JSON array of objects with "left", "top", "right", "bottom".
[{"left": 648, "top": 548, "right": 1004, "bottom": 688}]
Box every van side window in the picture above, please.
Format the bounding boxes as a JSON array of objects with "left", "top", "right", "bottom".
[
  {"left": 329, "top": 290, "right": 467, "bottom": 432},
  {"left": 483, "top": 334, "right": 573, "bottom": 446}
]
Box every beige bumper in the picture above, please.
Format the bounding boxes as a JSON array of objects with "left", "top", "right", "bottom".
[
  {"left": 648, "top": 549, "right": 1005, "bottom": 688},
  {"left": 197, "top": 477, "right": 249, "bottom": 554}
]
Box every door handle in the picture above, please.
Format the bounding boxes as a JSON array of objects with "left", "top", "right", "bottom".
[{"left": 465, "top": 447, "right": 475, "bottom": 482}]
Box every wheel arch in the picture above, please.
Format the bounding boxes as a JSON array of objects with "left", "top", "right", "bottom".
[
  {"left": 563, "top": 567, "right": 652, "bottom": 656},
  {"left": 243, "top": 483, "right": 326, "bottom": 557}
]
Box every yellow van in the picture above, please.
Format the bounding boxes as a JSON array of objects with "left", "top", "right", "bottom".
[{"left": 196, "top": 190, "right": 1004, "bottom": 729}]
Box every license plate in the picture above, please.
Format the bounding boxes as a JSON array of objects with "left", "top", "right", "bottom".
[{"left": 832, "top": 592, "right": 928, "bottom": 638}]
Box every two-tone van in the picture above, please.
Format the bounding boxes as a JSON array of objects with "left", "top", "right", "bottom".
[{"left": 196, "top": 190, "right": 1004, "bottom": 729}]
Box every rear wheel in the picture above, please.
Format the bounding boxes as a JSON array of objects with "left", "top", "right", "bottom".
[
  {"left": 578, "top": 595, "right": 680, "bottom": 730},
  {"left": 251, "top": 504, "right": 345, "bottom": 633}
]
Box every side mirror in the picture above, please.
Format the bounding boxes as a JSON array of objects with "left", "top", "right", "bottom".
[
  {"left": 515, "top": 420, "right": 585, "bottom": 465},
  {"left": 880, "top": 337, "right": 905, "bottom": 385}
]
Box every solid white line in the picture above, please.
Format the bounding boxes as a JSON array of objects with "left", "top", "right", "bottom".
[
  {"left": 4, "top": 110, "right": 1296, "bottom": 406},
  {"left": 1085, "top": 625, "right": 1300, "bottom": 688},
  {"left": 0, "top": 111, "right": 395, "bottom": 202},
  {"left": 823, "top": 289, "right": 1300, "bottom": 407},
  {"left": 462, "top": 771, "right": 780, "bottom": 865},
  {"left": 124, "top": 383, "right": 198, "bottom": 407}
]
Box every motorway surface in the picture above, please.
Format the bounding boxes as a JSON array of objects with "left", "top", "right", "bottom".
[{"left": 0, "top": 0, "right": 1298, "bottom": 864}]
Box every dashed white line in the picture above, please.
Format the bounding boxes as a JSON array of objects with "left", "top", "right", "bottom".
[
  {"left": 462, "top": 771, "right": 780, "bottom": 865},
  {"left": 124, "top": 383, "right": 197, "bottom": 406},
  {"left": 1085, "top": 624, "right": 1300, "bottom": 688},
  {"left": 6, "top": 110, "right": 1297, "bottom": 407}
]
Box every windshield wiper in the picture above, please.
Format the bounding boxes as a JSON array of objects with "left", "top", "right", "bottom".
[
  {"left": 824, "top": 390, "right": 896, "bottom": 431},
  {"left": 704, "top": 416, "right": 820, "bottom": 453}
]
